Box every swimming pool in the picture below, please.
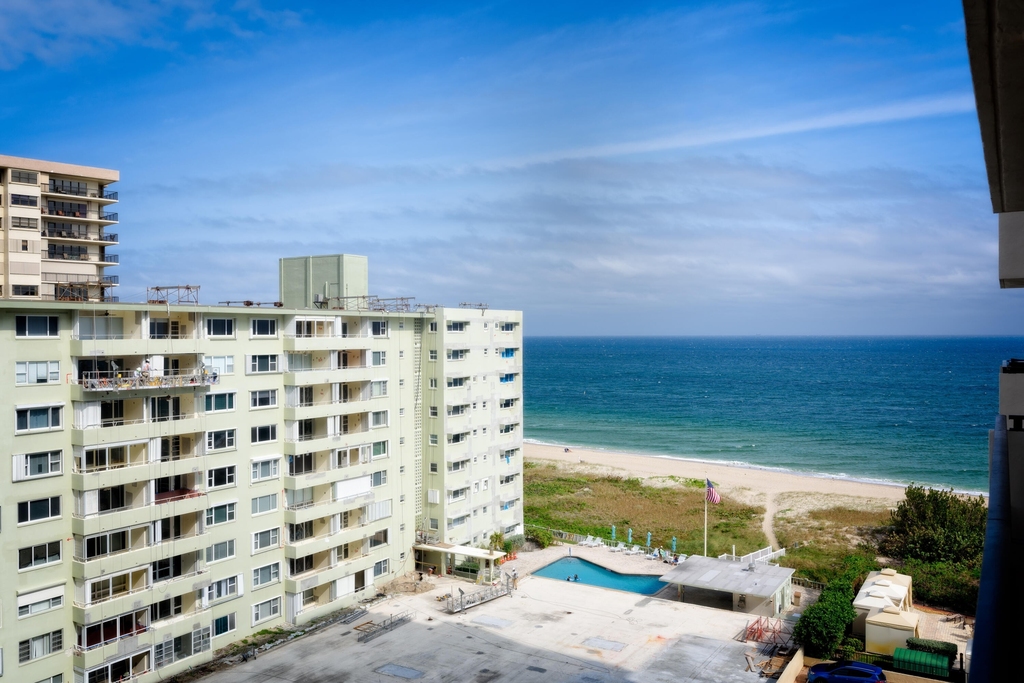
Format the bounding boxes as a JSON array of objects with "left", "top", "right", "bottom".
[{"left": 532, "top": 557, "right": 666, "bottom": 595}]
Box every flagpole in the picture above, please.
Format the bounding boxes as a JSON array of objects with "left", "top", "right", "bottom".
[{"left": 704, "top": 488, "right": 708, "bottom": 557}]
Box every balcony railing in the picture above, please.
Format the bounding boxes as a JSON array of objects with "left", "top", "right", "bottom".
[
  {"left": 290, "top": 395, "right": 365, "bottom": 408},
  {"left": 75, "top": 624, "right": 149, "bottom": 652},
  {"left": 103, "top": 190, "right": 118, "bottom": 200},
  {"left": 42, "top": 251, "right": 119, "bottom": 263},
  {"left": 73, "top": 412, "right": 199, "bottom": 430},
  {"left": 43, "top": 226, "right": 118, "bottom": 242},
  {"left": 75, "top": 369, "right": 218, "bottom": 392},
  {"left": 289, "top": 362, "right": 370, "bottom": 372},
  {"left": 154, "top": 489, "right": 203, "bottom": 504},
  {"left": 284, "top": 330, "right": 370, "bottom": 339}
]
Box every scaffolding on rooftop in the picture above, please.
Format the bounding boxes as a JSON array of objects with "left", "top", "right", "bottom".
[{"left": 147, "top": 285, "right": 200, "bottom": 306}]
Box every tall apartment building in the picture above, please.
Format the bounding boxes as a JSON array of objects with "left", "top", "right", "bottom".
[
  {"left": 963, "top": 1, "right": 1024, "bottom": 679},
  {"left": 0, "top": 155, "right": 120, "bottom": 303},
  {"left": 0, "top": 253, "right": 523, "bottom": 683}
]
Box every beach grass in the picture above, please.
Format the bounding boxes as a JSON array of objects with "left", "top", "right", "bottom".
[
  {"left": 775, "top": 503, "right": 890, "bottom": 582},
  {"left": 523, "top": 459, "right": 768, "bottom": 556}
]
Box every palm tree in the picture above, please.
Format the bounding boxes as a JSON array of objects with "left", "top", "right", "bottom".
[{"left": 488, "top": 531, "right": 505, "bottom": 552}]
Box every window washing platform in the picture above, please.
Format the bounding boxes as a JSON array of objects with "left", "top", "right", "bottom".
[
  {"left": 355, "top": 611, "right": 413, "bottom": 643},
  {"left": 445, "top": 575, "right": 515, "bottom": 614}
]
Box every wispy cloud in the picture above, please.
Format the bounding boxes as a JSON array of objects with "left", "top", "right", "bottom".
[{"left": 489, "top": 93, "right": 977, "bottom": 168}]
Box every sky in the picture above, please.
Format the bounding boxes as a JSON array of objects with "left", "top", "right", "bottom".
[{"left": 0, "top": 0, "right": 1013, "bottom": 335}]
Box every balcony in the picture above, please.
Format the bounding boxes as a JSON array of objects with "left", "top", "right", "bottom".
[
  {"left": 43, "top": 225, "right": 118, "bottom": 243},
  {"left": 75, "top": 369, "right": 218, "bottom": 392},
  {"left": 41, "top": 205, "right": 119, "bottom": 222},
  {"left": 43, "top": 183, "right": 118, "bottom": 202},
  {"left": 42, "top": 249, "right": 119, "bottom": 264}
]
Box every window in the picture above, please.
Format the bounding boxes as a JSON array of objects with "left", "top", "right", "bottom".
[
  {"left": 207, "top": 466, "right": 236, "bottom": 489},
  {"left": 15, "top": 361, "right": 59, "bottom": 385},
  {"left": 369, "top": 529, "right": 388, "bottom": 548},
  {"left": 447, "top": 404, "right": 468, "bottom": 416},
  {"left": 374, "top": 558, "right": 389, "bottom": 576},
  {"left": 372, "top": 351, "right": 386, "bottom": 366},
  {"left": 11, "top": 193, "right": 38, "bottom": 207},
  {"left": 214, "top": 613, "right": 236, "bottom": 637},
  {"left": 204, "top": 355, "right": 234, "bottom": 375},
  {"left": 447, "top": 321, "right": 467, "bottom": 332},
  {"left": 253, "top": 597, "right": 280, "bottom": 623},
  {"left": 500, "top": 398, "right": 518, "bottom": 408},
  {"left": 429, "top": 517, "right": 439, "bottom": 529},
  {"left": 429, "top": 378, "right": 438, "bottom": 389},
  {"left": 206, "top": 540, "right": 236, "bottom": 563},
  {"left": 502, "top": 499, "right": 519, "bottom": 511},
  {"left": 448, "top": 432, "right": 469, "bottom": 444},
  {"left": 18, "top": 541, "right": 61, "bottom": 569},
  {"left": 18, "top": 496, "right": 60, "bottom": 524},
  {"left": 429, "top": 434, "right": 438, "bottom": 446},
  {"left": 288, "top": 452, "right": 315, "bottom": 476},
  {"left": 371, "top": 321, "right": 388, "bottom": 337},
  {"left": 448, "top": 515, "right": 469, "bottom": 529},
  {"left": 429, "top": 462, "right": 438, "bottom": 473},
  {"left": 205, "top": 392, "right": 235, "bottom": 412},
  {"left": 500, "top": 423, "right": 518, "bottom": 434},
  {"left": 250, "top": 389, "right": 277, "bottom": 408},
  {"left": 18, "top": 587, "right": 64, "bottom": 618},
  {"left": 447, "top": 376, "right": 467, "bottom": 388},
  {"left": 370, "top": 380, "right": 388, "bottom": 397},
  {"left": 372, "top": 440, "right": 388, "bottom": 458},
  {"left": 19, "top": 630, "right": 62, "bottom": 663},
  {"left": 501, "top": 322, "right": 517, "bottom": 332},
  {"left": 12, "top": 215, "right": 38, "bottom": 228},
  {"left": 250, "top": 424, "right": 277, "bottom": 443},
  {"left": 371, "top": 470, "right": 387, "bottom": 487},
  {"left": 501, "top": 347, "right": 518, "bottom": 358},
  {"left": 12, "top": 169, "right": 37, "bottom": 184},
  {"left": 428, "top": 350, "right": 437, "bottom": 361},
  {"left": 449, "top": 459, "right": 469, "bottom": 473},
  {"left": 205, "top": 503, "right": 236, "bottom": 526},
  {"left": 17, "top": 450, "right": 62, "bottom": 479},
  {"left": 15, "top": 405, "right": 62, "bottom": 433},
  {"left": 252, "top": 458, "right": 280, "bottom": 482},
  {"left": 13, "top": 284, "right": 39, "bottom": 296},
  {"left": 251, "top": 493, "right": 278, "bottom": 515},
  {"left": 371, "top": 410, "right": 388, "bottom": 428},
  {"left": 447, "top": 349, "right": 468, "bottom": 361},
  {"left": 253, "top": 562, "right": 280, "bottom": 587},
  {"left": 16, "top": 315, "right": 58, "bottom": 337},
  {"left": 449, "top": 487, "right": 469, "bottom": 502},
  {"left": 249, "top": 354, "right": 278, "bottom": 373},
  {"left": 500, "top": 373, "right": 517, "bottom": 383},
  {"left": 251, "top": 319, "right": 277, "bottom": 336},
  {"left": 206, "top": 429, "right": 236, "bottom": 451},
  {"left": 206, "top": 318, "right": 234, "bottom": 336},
  {"left": 289, "top": 555, "right": 314, "bottom": 576},
  {"left": 288, "top": 520, "right": 313, "bottom": 542},
  {"left": 253, "top": 527, "right": 280, "bottom": 552},
  {"left": 207, "top": 576, "right": 238, "bottom": 602}
]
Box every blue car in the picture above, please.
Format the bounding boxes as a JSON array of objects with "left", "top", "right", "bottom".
[{"left": 807, "top": 660, "right": 887, "bottom": 682}]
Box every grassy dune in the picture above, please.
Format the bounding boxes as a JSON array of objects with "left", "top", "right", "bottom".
[{"left": 523, "top": 460, "right": 768, "bottom": 557}]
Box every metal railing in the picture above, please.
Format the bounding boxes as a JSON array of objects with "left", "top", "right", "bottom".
[{"left": 791, "top": 576, "right": 828, "bottom": 591}]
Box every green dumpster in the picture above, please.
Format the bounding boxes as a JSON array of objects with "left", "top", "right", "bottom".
[{"left": 893, "top": 647, "right": 950, "bottom": 678}]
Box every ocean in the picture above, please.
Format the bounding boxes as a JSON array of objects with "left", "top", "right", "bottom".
[{"left": 523, "top": 337, "right": 1023, "bottom": 493}]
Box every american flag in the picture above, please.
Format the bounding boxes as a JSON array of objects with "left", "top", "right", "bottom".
[{"left": 705, "top": 479, "right": 721, "bottom": 504}]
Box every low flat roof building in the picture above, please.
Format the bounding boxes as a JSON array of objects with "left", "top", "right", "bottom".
[{"left": 660, "top": 556, "right": 794, "bottom": 617}]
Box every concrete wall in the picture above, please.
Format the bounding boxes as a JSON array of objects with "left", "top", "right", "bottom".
[
  {"left": 279, "top": 255, "right": 369, "bottom": 309},
  {"left": 776, "top": 648, "right": 803, "bottom": 683}
]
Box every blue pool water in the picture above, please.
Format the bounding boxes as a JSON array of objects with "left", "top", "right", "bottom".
[{"left": 532, "top": 556, "right": 666, "bottom": 595}]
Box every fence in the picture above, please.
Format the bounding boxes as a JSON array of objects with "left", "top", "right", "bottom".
[
  {"left": 791, "top": 576, "right": 828, "bottom": 591},
  {"left": 718, "top": 545, "right": 786, "bottom": 565}
]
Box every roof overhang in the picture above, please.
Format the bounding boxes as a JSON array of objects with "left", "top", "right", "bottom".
[
  {"left": 963, "top": 0, "right": 1024, "bottom": 213},
  {"left": 414, "top": 543, "right": 506, "bottom": 562}
]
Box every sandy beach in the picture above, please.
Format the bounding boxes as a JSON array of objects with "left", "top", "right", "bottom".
[{"left": 525, "top": 442, "right": 907, "bottom": 548}]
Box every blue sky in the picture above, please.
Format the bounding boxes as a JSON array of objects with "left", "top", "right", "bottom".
[{"left": 0, "top": 0, "right": 1010, "bottom": 335}]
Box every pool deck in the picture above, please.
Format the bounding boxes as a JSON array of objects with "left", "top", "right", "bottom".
[
  {"left": 196, "top": 544, "right": 780, "bottom": 683},
  {"left": 198, "top": 570, "right": 768, "bottom": 683}
]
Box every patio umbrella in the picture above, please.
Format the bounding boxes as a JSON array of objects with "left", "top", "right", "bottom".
[
  {"left": 671, "top": 537, "right": 677, "bottom": 552},
  {"left": 628, "top": 528, "right": 632, "bottom": 544},
  {"left": 646, "top": 531, "right": 652, "bottom": 548},
  {"left": 611, "top": 525, "right": 616, "bottom": 541}
]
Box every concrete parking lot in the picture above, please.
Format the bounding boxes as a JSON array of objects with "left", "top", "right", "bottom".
[{"left": 199, "top": 565, "right": 771, "bottom": 683}]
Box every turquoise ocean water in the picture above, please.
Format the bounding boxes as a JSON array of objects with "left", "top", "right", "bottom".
[{"left": 523, "top": 337, "right": 1023, "bottom": 493}]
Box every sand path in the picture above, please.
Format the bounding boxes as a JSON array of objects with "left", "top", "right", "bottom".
[{"left": 762, "top": 491, "right": 779, "bottom": 549}]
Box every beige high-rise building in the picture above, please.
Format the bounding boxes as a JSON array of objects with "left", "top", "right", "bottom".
[
  {"left": 0, "top": 155, "right": 120, "bottom": 303},
  {"left": 0, "top": 246, "right": 522, "bottom": 682}
]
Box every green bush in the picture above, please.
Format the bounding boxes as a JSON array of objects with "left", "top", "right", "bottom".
[
  {"left": 793, "top": 582, "right": 857, "bottom": 658},
  {"left": 906, "top": 637, "right": 958, "bottom": 666},
  {"left": 880, "top": 486, "right": 986, "bottom": 564},
  {"left": 842, "top": 636, "right": 864, "bottom": 652},
  {"left": 901, "top": 559, "right": 980, "bottom": 614},
  {"left": 526, "top": 527, "right": 554, "bottom": 548}
]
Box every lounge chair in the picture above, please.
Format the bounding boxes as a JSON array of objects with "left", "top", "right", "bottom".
[
  {"left": 625, "top": 545, "right": 641, "bottom": 555},
  {"left": 593, "top": 537, "right": 604, "bottom": 548},
  {"left": 580, "top": 535, "right": 595, "bottom": 547},
  {"left": 610, "top": 542, "right": 626, "bottom": 552}
]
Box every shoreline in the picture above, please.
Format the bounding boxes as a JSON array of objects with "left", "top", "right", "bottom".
[{"left": 524, "top": 438, "right": 988, "bottom": 497}]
